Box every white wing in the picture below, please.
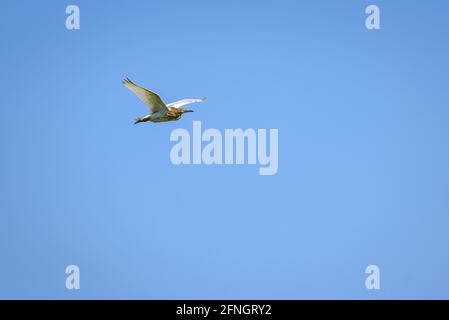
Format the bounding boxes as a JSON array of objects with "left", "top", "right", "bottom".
[
  {"left": 167, "top": 98, "right": 206, "bottom": 109},
  {"left": 123, "top": 78, "right": 168, "bottom": 114}
]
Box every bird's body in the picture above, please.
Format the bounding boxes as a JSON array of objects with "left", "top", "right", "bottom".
[
  {"left": 122, "top": 78, "right": 206, "bottom": 124},
  {"left": 135, "top": 108, "right": 187, "bottom": 123}
]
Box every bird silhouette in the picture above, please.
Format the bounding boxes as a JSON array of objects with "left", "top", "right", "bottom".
[{"left": 122, "top": 78, "right": 206, "bottom": 124}]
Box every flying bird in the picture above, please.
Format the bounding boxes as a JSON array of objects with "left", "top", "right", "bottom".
[{"left": 122, "top": 78, "right": 206, "bottom": 124}]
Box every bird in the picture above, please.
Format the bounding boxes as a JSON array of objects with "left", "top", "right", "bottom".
[{"left": 122, "top": 78, "right": 206, "bottom": 124}]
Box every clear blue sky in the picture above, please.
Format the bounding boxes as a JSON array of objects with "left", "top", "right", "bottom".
[{"left": 1, "top": 0, "right": 448, "bottom": 299}]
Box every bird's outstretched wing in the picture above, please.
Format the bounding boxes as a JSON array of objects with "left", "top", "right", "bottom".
[
  {"left": 167, "top": 98, "right": 207, "bottom": 109},
  {"left": 122, "top": 78, "right": 168, "bottom": 114}
]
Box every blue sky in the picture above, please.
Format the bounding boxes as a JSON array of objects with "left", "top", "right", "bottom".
[{"left": 0, "top": 0, "right": 449, "bottom": 299}]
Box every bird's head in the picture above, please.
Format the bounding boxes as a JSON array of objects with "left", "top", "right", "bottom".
[{"left": 134, "top": 117, "right": 144, "bottom": 124}]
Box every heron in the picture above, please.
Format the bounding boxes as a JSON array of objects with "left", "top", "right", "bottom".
[{"left": 122, "top": 78, "right": 206, "bottom": 124}]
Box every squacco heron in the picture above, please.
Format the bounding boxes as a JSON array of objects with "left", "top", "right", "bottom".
[{"left": 123, "top": 78, "right": 206, "bottom": 124}]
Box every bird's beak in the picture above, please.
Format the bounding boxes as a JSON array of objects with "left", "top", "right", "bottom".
[{"left": 185, "top": 110, "right": 194, "bottom": 113}]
